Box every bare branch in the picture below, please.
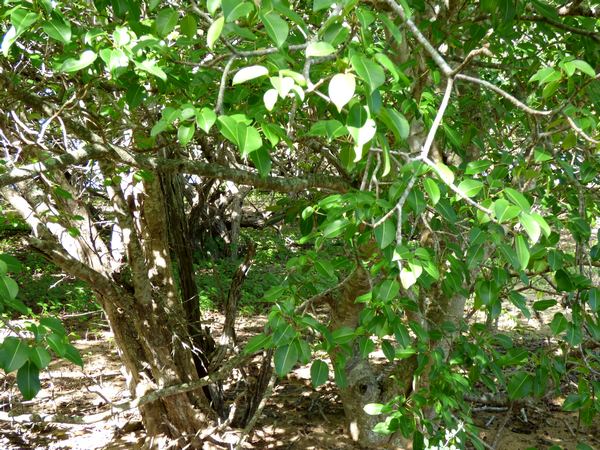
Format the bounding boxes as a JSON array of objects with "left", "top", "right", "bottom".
[{"left": 455, "top": 74, "right": 553, "bottom": 116}]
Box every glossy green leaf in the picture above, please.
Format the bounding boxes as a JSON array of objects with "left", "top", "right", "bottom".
[
  {"left": 519, "top": 213, "right": 541, "bottom": 244},
  {"left": 11, "top": 9, "right": 40, "bottom": 33},
  {"left": 504, "top": 188, "right": 530, "bottom": 212},
  {"left": 232, "top": 65, "right": 269, "bottom": 85},
  {"left": 515, "top": 235, "right": 530, "bottom": 270},
  {"left": 196, "top": 107, "right": 217, "bottom": 133},
  {"left": 29, "top": 346, "right": 51, "bottom": 369},
  {"left": 0, "top": 337, "right": 29, "bottom": 372},
  {"left": 207, "top": 16, "right": 224, "bottom": 50},
  {"left": 237, "top": 123, "right": 262, "bottom": 157},
  {"left": 155, "top": 8, "right": 178, "bottom": 37},
  {"left": 550, "top": 313, "right": 568, "bottom": 335},
  {"left": 351, "top": 54, "right": 385, "bottom": 93},
  {"left": 457, "top": 179, "right": 483, "bottom": 198},
  {"left": 274, "top": 343, "right": 298, "bottom": 376},
  {"left": 328, "top": 73, "right": 355, "bottom": 112},
  {"left": 223, "top": 0, "right": 253, "bottom": 22},
  {"left": 64, "top": 344, "right": 84, "bottom": 367},
  {"left": 555, "top": 269, "right": 574, "bottom": 292},
  {"left": 423, "top": 178, "right": 440, "bottom": 205},
  {"left": 135, "top": 59, "right": 167, "bottom": 80},
  {"left": 494, "top": 199, "right": 521, "bottom": 223},
  {"left": 243, "top": 333, "right": 271, "bottom": 354},
  {"left": 322, "top": 218, "right": 349, "bottom": 238},
  {"left": 17, "top": 361, "right": 41, "bottom": 400},
  {"left": 180, "top": 15, "right": 198, "bottom": 38},
  {"left": 249, "top": 148, "right": 271, "bottom": 177},
  {"left": 0, "top": 275, "right": 18, "bottom": 299},
  {"left": 374, "top": 219, "right": 395, "bottom": 249},
  {"left": 306, "top": 41, "right": 335, "bottom": 57},
  {"left": 508, "top": 371, "right": 532, "bottom": 400},
  {"left": 310, "top": 359, "right": 329, "bottom": 387},
  {"left": 261, "top": 12, "right": 288, "bottom": 47},
  {"left": 42, "top": 15, "right": 72, "bottom": 44},
  {"left": 177, "top": 123, "right": 195, "bottom": 145},
  {"left": 380, "top": 107, "right": 409, "bottom": 141},
  {"left": 61, "top": 50, "right": 97, "bottom": 73}
]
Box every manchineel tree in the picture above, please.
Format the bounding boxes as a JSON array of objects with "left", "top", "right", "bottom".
[{"left": 0, "top": 0, "right": 599, "bottom": 448}]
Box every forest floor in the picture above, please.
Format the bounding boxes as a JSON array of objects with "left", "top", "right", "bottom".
[{"left": 1, "top": 310, "right": 599, "bottom": 450}]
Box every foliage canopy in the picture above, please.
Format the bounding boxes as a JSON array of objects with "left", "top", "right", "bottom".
[{"left": 0, "top": 0, "right": 599, "bottom": 448}]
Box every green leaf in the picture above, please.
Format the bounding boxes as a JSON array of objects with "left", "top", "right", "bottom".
[
  {"left": 207, "top": 16, "right": 224, "bottom": 50},
  {"left": 64, "top": 344, "right": 84, "bottom": 367},
  {"left": 135, "top": 59, "right": 167, "bottom": 80},
  {"left": 382, "top": 340, "right": 395, "bottom": 361},
  {"left": 180, "top": 15, "right": 198, "bottom": 38},
  {"left": 377, "top": 280, "right": 399, "bottom": 302},
  {"left": 569, "top": 60, "right": 595, "bottom": 77},
  {"left": 196, "top": 108, "right": 217, "bottom": 133},
  {"left": 274, "top": 343, "right": 299, "bottom": 376},
  {"left": 533, "top": 299, "right": 556, "bottom": 311},
  {"left": 237, "top": 123, "right": 262, "bottom": 157},
  {"left": 11, "top": 9, "right": 40, "bottom": 34},
  {"left": 243, "top": 333, "right": 271, "bottom": 354},
  {"left": 562, "top": 394, "right": 583, "bottom": 411},
  {"left": 60, "top": 50, "right": 97, "bottom": 73},
  {"left": 332, "top": 327, "right": 355, "bottom": 344},
  {"left": 555, "top": 269, "right": 574, "bottom": 292},
  {"left": 223, "top": 0, "right": 253, "bottom": 22},
  {"left": 126, "top": 83, "right": 145, "bottom": 107},
  {"left": 434, "top": 162, "right": 454, "bottom": 184},
  {"left": 504, "top": 188, "right": 531, "bottom": 212},
  {"left": 457, "top": 179, "right": 483, "bottom": 198},
  {"left": 178, "top": 123, "right": 195, "bottom": 146},
  {"left": 530, "top": 213, "right": 550, "bottom": 237},
  {"left": 207, "top": 0, "right": 221, "bottom": 15},
  {"left": 310, "top": 359, "right": 329, "bottom": 387},
  {"left": 476, "top": 279, "right": 498, "bottom": 306},
  {"left": 423, "top": 178, "right": 440, "bottom": 205},
  {"left": 494, "top": 199, "right": 521, "bottom": 223},
  {"left": 232, "top": 65, "right": 269, "bottom": 85},
  {"left": 0, "top": 337, "right": 29, "bottom": 372},
  {"left": 374, "top": 219, "right": 395, "bottom": 249},
  {"left": 249, "top": 148, "right": 271, "bottom": 177},
  {"left": 322, "top": 218, "right": 349, "bottom": 238},
  {"left": 1, "top": 26, "right": 18, "bottom": 57},
  {"left": 217, "top": 115, "right": 239, "bottom": 145},
  {"left": 42, "top": 15, "right": 72, "bottom": 44},
  {"left": 46, "top": 333, "right": 66, "bottom": 357},
  {"left": 17, "top": 361, "right": 41, "bottom": 400},
  {"left": 519, "top": 213, "right": 541, "bottom": 244},
  {"left": 306, "top": 41, "right": 335, "bottom": 57},
  {"left": 588, "top": 287, "right": 599, "bottom": 312},
  {"left": 261, "top": 12, "right": 289, "bottom": 47},
  {"left": 0, "top": 275, "right": 18, "bottom": 299},
  {"left": 351, "top": 54, "right": 385, "bottom": 93},
  {"left": 515, "top": 235, "right": 530, "bottom": 270},
  {"left": 0, "top": 254, "right": 21, "bottom": 273},
  {"left": 40, "top": 317, "right": 66, "bottom": 335},
  {"left": 400, "top": 264, "right": 422, "bottom": 289},
  {"left": 308, "top": 120, "right": 347, "bottom": 141},
  {"left": 155, "top": 8, "right": 178, "bottom": 37},
  {"left": 364, "top": 403, "right": 385, "bottom": 415},
  {"left": 380, "top": 107, "right": 409, "bottom": 141},
  {"left": 313, "top": 0, "right": 335, "bottom": 11},
  {"left": 328, "top": 73, "right": 355, "bottom": 112},
  {"left": 29, "top": 346, "right": 51, "bottom": 369},
  {"left": 550, "top": 313, "right": 568, "bottom": 335},
  {"left": 508, "top": 371, "right": 532, "bottom": 400}
]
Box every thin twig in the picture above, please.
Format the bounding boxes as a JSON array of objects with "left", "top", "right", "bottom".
[{"left": 455, "top": 74, "right": 553, "bottom": 116}]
